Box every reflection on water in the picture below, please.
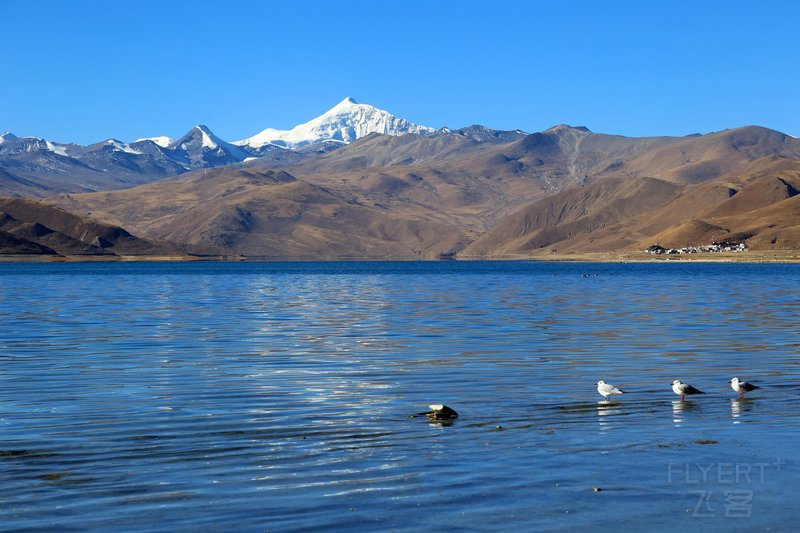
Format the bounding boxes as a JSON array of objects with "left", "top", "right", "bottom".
[
  {"left": 596, "top": 400, "right": 623, "bottom": 432},
  {"left": 671, "top": 399, "right": 701, "bottom": 426},
  {"left": 731, "top": 397, "right": 756, "bottom": 424},
  {"left": 1, "top": 261, "right": 799, "bottom": 531}
]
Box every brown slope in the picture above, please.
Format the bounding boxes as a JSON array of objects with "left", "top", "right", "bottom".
[
  {"left": 53, "top": 167, "right": 469, "bottom": 259},
  {"left": 0, "top": 230, "right": 58, "bottom": 255},
  {"left": 0, "top": 168, "right": 57, "bottom": 198},
  {"left": 1, "top": 219, "right": 112, "bottom": 255},
  {"left": 735, "top": 196, "right": 800, "bottom": 249},
  {"left": 601, "top": 126, "right": 800, "bottom": 184},
  {"left": 465, "top": 165, "right": 800, "bottom": 257},
  {"left": 259, "top": 126, "right": 690, "bottom": 234},
  {"left": 0, "top": 197, "right": 180, "bottom": 256},
  {"left": 295, "top": 132, "right": 485, "bottom": 171},
  {"left": 47, "top": 126, "right": 800, "bottom": 259},
  {"left": 702, "top": 174, "right": 799, "bottom": 218},
  {"left": 459, "top": 126, "right": 800, "bottom": 258},
  {"left": 633, "top": 170, "right": 800, "bottom": 248},
  {"left": 644, "top": 195, "right": 800, "bottom": 250},
  {"left": 462, "top": 177, "right": 683, "bottom": 256},
  {"left": 642, "top": 219, "right": 730, "bottom": 249}
]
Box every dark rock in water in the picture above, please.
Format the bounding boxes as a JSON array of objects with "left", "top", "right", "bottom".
[
  {"left": 420, "top": 404, "right": 459, "bottom": 420},
  {"left": 0, "top": 449, "right": 29, "bottom": 456},
  {"left": 694, "top": 439, "right": 719, "bottom": 445}
]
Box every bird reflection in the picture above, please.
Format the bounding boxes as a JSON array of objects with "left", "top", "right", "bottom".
[
  {"left": 671, "top": 399, "right": 699, "bottom": 426},
  {"left": 597, "top": 400, "right": 622, "bottom": 431},
  {"left": 428, "top": 419, "right": 457, "bottom": 428},
  {"left": 730, "top": 397, "right": 754, "bottom": 424}
]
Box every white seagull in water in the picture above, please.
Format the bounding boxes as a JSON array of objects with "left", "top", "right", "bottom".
[
  {"left": 730, "top": 377, "right": 760, "bottom": 398},
  {"left": 672, "top": 379, "right": 705, "bottom": 401},
  {"left": 596, "top": 380, "right": 625, "bottom": 400},
  {"left": 420, "top": 404, "right": 459, "bottom": 421}
]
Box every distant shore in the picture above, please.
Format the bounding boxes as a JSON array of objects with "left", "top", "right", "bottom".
[
  {"left": 2, "top": 250, "right": 800, "bottom": 263},
  {"left": 0, "top": 255, "right": 205, "bottom": 263},
  {"left": 532, "top": 250, "right": 800, "bottom": 263}
]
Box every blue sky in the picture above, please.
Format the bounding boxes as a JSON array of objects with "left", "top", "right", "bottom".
[{"left": 1, "top": 0, "right": 798, "bottom": 144}]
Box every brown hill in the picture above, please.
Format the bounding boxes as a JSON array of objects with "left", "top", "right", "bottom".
[
  {"left": 464, "top": 168, "right": 800, "bottom": 256},
  {"left": 644, "top": 171, "right": 800, "bottom": 250},
  {"left": 48, "top": 126, "right": 800, "bottom": 259},
  {"left": 462, "top": 177, "right": 684, "bottom": 256},
  {"left": 53, "top": 168, "right": 467, "bottom": 259},
  {"left": 243, "top": 125, "right": 695, "bottom": 234},
  {"left": 0, "top": 227, "right": 58, "bottom": 255},
  {"left": 0, "top": 197, "right": 182, "bottom": 257},
  {"left": 597, "top": 126, "right": 800, "bottom": 184}
]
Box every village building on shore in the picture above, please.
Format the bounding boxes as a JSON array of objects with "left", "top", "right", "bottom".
[{"left": 644, "top": 241, "right": 749, "bottom": 255}]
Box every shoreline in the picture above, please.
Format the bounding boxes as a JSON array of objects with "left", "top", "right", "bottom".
[{"left": 2, "top": 250, "right": 800, "bottom": 263}]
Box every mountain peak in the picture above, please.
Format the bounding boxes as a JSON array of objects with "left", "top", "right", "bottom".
[
  {"left": 236, "top": 98, "right": 435, "bottom": 149},
  {"left": 171, "top": 124, "right": 226, "bottom": 151},
  {"left": 169, "top": 124, "right": 247, "bottom": 166},
  {"left": 326, "top": 96, "right": 363, "bottom": 115},
  {"left": 546, "top": 124, "right": 592, "bottom": 133},
  {"left": 0, "top": 131, "right": 18, "bottom": 144}
]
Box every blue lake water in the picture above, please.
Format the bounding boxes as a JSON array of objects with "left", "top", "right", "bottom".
[{"left": 1, "top": 261, "right": 799, "bottom": 531}]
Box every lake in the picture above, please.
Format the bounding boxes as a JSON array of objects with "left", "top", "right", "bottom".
[{"left": 1, "top": 261, "right": 799, "bottom": 531}]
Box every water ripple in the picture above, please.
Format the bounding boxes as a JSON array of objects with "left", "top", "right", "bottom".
[{"left": 1, "top": 261, "right": 799, "bottom": 531}]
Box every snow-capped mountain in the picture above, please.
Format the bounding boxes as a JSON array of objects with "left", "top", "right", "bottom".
[
  {"left": 235, "top": 97, "right": 435, "bottom": 149},
  {"left": 169, "top": 125, "right": 249, "bottom": 167},
  {"left": 1, "top": 98, "right": 442, "bottom": 195},
  {"left": 0, "top": 133, "right": 77, "bottom": 158},
  {"left": 1, "top": 132, "right": 19, "bottom": 144}
]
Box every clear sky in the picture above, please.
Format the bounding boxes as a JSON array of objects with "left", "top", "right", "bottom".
[{"left": 1, "top": 0, "right": 798, "bottom": 144}]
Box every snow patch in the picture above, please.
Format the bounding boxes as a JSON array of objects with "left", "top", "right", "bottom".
[
  {"left": 106, "top": 139, "right": 143, "bottom": 155},
  {"left": 195, "top": 125, "right": 218, "bottom": 149},
  {"left": 135, "top": 136, "right": 173, "bottom": 148},
  {"left": 45, "top": 140, "right": 69, "bottom": 157}
]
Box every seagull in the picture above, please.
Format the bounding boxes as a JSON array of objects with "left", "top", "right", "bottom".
[
  {"left": 730, "top": 377, "right": 760, "bottom": 398},
  {"left": 596, "top": 380, "right": 625, "bottom": 400},
  {"left": 672, "top": 379, "right": 705, "bottom": 401},
  {"left": 419, "top": 404, "right": 459, "bottom": 421}
]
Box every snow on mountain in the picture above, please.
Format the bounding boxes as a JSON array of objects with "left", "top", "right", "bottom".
[
  {"left": 134, "top": 136, "right": 174, "bottom": 148},
  {"left": 451, "top": 125, "right": 528, "bottom": 143},
  {"left": 170, "top": 125, "right": 249, "bottom": 166},
  {"left": 171, "top": 125, "right": 227, "bottom": 151},
  {"left": 1, "top": 99, "right": 441, "bottom": 184},
  {"left": 235, "top": 97, "right": 435, "bottom": 149},
  {"left": 104, "top": 139, "right": 143, "bottom": 155},
  {"left": 44, "top": 140, "right": 70, "bottom": 157}
]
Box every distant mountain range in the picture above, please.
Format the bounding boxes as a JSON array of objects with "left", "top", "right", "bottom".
[
  {"left": 2, "top": 98, "right": 799, "bottom": 259},
  {"left": 0, "top": 98, "right": 435, "bottom": 196}
]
